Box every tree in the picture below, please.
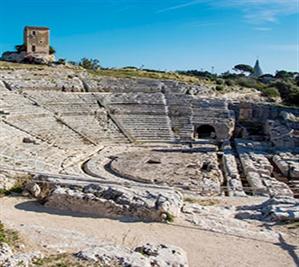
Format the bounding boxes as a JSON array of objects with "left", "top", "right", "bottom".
[
  {"left": 233, "top": 64, "right": 254, "bottom": 75},
  {"left": 49, "top": 46, "right": 56, "bottom": 55},
  {"left": 79, "top": 58, "right": 101, "bottom": 70},
  {"left": 275, "top": 70, "right": 295, "bottom": 80},
  {"left": 15, "top": 44, "right": 26, "bottom": 53},
  {"left": 288, "top": 87, "right": 299, "bottom": 105},
  {"left": 14, "top": 43, "right": 56, "bottom": 55}
]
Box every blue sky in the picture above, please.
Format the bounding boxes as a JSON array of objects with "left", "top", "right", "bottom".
[{"left": 0, "top": 0, "right": 298, "bottom": 74}]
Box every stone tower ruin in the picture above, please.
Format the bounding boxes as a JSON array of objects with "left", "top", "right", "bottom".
[{"left": 24, "top": 26, "right": 49, "bottom": 54}]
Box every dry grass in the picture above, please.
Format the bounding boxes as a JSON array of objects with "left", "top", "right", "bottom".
[
  {"left": 0, "top": 221, "right": 20, "bottom": 248},
  {"left": 184, "top": 197, "right": 220, "bottom": 206},
  {"left": 88, "top": 68, "right": 206, "bottom": 85},
  {"left": 32, "top": 253, "right": 122, "bottom": 267},
  {"left": 32, "top": 254, "right": 95, "bottom": 267},
  {"left": 0, "top": 60, "right": 215, "bottom": 87},
  {"left": 0, "top": 174, "right": 33, "bottom": 197},
  {"left": 286, "top": 222, "right": 299, "bottom": 229}
]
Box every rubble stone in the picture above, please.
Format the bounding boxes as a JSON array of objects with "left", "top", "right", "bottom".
[{"left": 75, "top": 243, "right": 189, "bottom": 267}]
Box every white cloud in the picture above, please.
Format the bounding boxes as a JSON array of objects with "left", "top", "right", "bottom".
[
  {"left": 157, "top": 0, "right": 298, "bottom": 24},
  {"left": 157, "top": 0, "right": 203, "bottom": 13}
]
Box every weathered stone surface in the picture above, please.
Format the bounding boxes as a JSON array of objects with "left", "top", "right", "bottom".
[
  {"left": 0, "top": 174, "right": 16, "bottom": 191},
  {"left": 1, "top": 51, "right": 55, "bottom": 65},
  {"left": 182, "top": 203, "right": 280, "bottom": 242},
  {"left": 236, "top": 197, "right": 299, "bottom": 222},
  {"left": 75, "top": 243, "right": 189, "bottom": 267},
  {"left": 1, "top": 252, "right": 42, "bottom": 267},
  {"left": 5, "top": 77, "right": 83, "bottom": 91},
  {"left": 222, "top": 142, "right": 246, "bottom": 197},
  {"left": 24, "top": 182, "right": 41, "bottom": 198},
  {"left": 30, "top": 181, "right": 183, "bottom": 222},
  {"left": 236, "top": 140, "right": 293, "bottom": 197},
  {"left": 260, "top": 197, "right": 299, "bottom": 221},
  {"left": 0, "top": 243, "right": 13, "bottom": 263},
  {"left": 109, "top": 148, "right": 223, "bottom": 195},
  {"left": 0, "top": 242, "right": 42, "bottom": 267},
  {"left": 273, "top": 153, "right": 299, "bottom": 179}
]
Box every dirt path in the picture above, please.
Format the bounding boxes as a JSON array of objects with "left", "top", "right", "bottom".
[{"left": 0, "top": 196, "right": 298, "bottom": 267}]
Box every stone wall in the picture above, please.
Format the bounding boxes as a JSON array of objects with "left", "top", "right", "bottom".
[{"left": 24, "top": 26, "right": 49, "bottom": 54}]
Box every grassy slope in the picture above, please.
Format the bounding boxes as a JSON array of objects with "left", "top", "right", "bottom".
[{"left": 0, "top": 60, "right": 214, "bottom": 86}]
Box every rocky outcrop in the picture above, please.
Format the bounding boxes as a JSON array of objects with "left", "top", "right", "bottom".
[
  {"left": 26, "top": 179, "right": 183, "bottom": 222},
  {"left": 75, "top": 243, "right": 189, "bottom": 267},
  {"left": 236, "top": 197, "right": 299, "bottom": 222},
  {"left": 236, "top": 140, "right": 294, "bottom": 197},
  {"left": 4, "top": 77, "right": 84, "bottom": 92},
  {"left": 182, "top": 203, "right": 280, "bottom": 242},
  {"left": 0, "top": 243, "right": 13, "bottom": 263},
  {"left": 1, "top": 51, "right": 55, "bottom": 65},
  {"left": 0, "top": 242, "right": 42, "bottom": 267},
  {"left": 273, "top": 153, "right": 299, "bottom": 179},
  {"left": 259, "top": 197, "right": 299, "bottom": 221},
  {"left": 0, "top": 174, "right": 16, "bottom": 191}
]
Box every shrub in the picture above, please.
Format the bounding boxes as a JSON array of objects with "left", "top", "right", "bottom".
[
  {"left": 216, "top": 78, "right": 224, "bottom": 85},
  {"left": 15, "top": 44, "right": 26, "bottom": 53},
  {"left": 215, "top": 85, "right": 224, "bottom": 91},
  {"left": 177, "top": 70, "right": 217, "bottom": 81},
  {"left": 49, "top": 46, "right": 56, "bottom": 55},
  {"left": 57, "top": 58, "right": 66, "bottom": 64},
  {"left": 225, "top": 79, "right": 234, "bottom": 86},
  {"left": 275, "top": 70, "right": 295, "bottom": 80},
  {"left": 67, "top": 61, "right": 78, "bottom": 66},
  {"left": 164, "top": 212, "right": 174, "bottom": 223},
  {"left": 261, "top": 87, "right": 280, "bottom": 98},
  {"left": 288, "top": 87, "right": 299, "bottom": 105},
  {"left": 123, "top": 66, "right": 138, "bottom": 70},
  {"left": 272, "top": 80, "right": 293, "bottom": 98},
  {"left": 79, "top": 58, "right": 101, "bottom": 70},
  {"left": 236, "top": 77, "right": 265, "bottom": 90}
]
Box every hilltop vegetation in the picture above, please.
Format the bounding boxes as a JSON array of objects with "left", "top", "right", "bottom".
[{"left": 0, "top": 59, "right": 298, "bottom": 106}]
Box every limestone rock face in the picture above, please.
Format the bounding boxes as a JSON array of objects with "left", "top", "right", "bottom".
[
  {"left": 260, "top": 197, "right": 299, "bottom": 221},
  {"left": 0, "top": 174, "right": 16, "bottom": 191},
  {"left": 1, "top": 51, "right": 55, "bottom": 65},
  {"left": 24, "top": 182, "right": 41, "bottom": 198},
  {"left": 4, "top": 76, "right": 84, "bottom": 92},
  {"left": 34, "top": 182, "right": 183, "bottom": 222},
  {"left": 0, "top": 242, "right": 42, "bottom": 267},
  {"left": 0, "top": 243, "right": 13, "bottom": 263},
  {"left": 75, "top": 243, "right": 189, "bottom": 267},
  {"left": 236, "top": 140, "right": 294, "bottom": 198},
  {"left": 236, "top": 197, "right": 299, "bottom": 222}
]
